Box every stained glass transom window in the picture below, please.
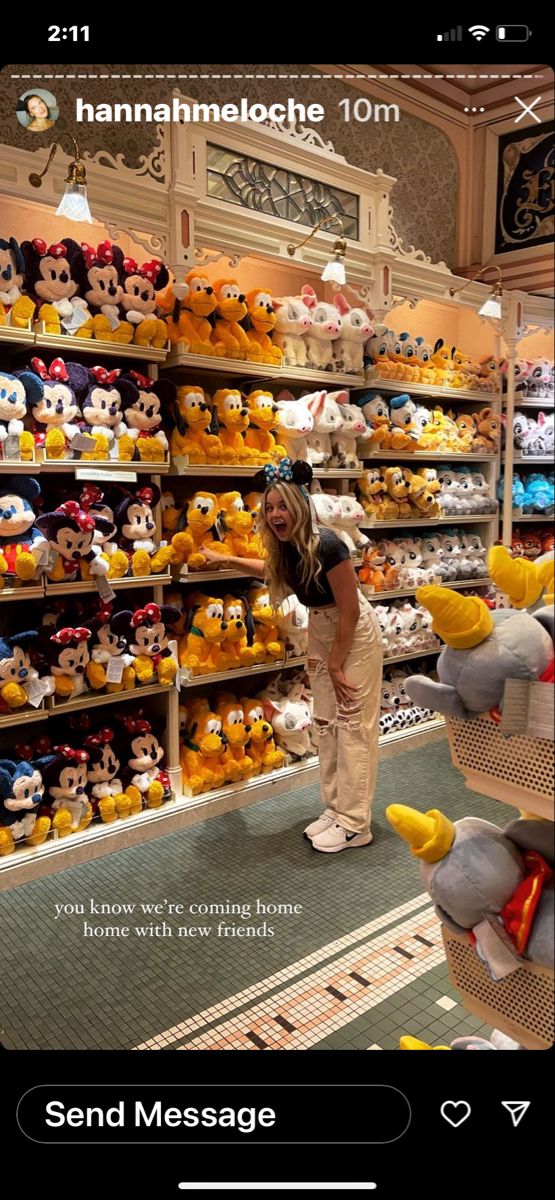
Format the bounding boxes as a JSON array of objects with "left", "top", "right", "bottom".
[{"left": 207, "top": 144, "right": 359, "bottom": 239}]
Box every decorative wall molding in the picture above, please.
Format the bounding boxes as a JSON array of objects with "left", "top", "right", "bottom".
[
  {"left": 263, "top": 118, "right": 339, "bottom": 157},
  {"left": 84, "top": 125, "right": 167, "bottom": 185},
  {"left": 105, "top": 224, "right": 167, "bottom": 258},
  {"left": 193, "top": 247, "right": 243, "bottom": 268}
]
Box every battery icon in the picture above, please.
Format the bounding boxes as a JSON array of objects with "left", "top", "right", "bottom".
[{"left": 496, "top": 25, "right": 530, "bottom": 40}]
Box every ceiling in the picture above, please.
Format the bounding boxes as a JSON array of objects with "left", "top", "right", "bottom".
[{"left": 337, "top": 63, "right": 553, "bottom": 115}]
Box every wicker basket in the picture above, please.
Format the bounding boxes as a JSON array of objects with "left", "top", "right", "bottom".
[
  {"left": 442, "top": 927, "right": 554, "bottom": 1049},
  {"left": 446, "top": 712, "right": 555, "bottom": 820}
]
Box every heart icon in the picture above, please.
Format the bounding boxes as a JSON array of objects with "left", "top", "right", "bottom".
[{"left": 440, "top": 1100, "right": 471, "bottom": 1128}]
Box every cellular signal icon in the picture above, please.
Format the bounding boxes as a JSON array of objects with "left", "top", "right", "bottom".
[
  {"left": 469, "top": 24, "right": 490, "bottom": 40},
  {"left": 437, "top": 26, "right": 463, "bottom": 40}
]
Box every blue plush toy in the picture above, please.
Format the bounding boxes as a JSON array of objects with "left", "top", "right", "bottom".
[
  {"left": 0, "top": 475, "right": 47, "bottom": 586},
  {"left": 0, "top": 368, "right": 43, "bottom": 461},
  {"left": 0, "top": 630, "right": 54, "bottom": 710},
  {"left": 0, "top": 756, "right": 55, "bottom": 854},
  {"left": 522, "top": 471, "right": 554, "bottom": 515},
  {"left": 497, "top": 472, "right": 525, "bottom": 510}
]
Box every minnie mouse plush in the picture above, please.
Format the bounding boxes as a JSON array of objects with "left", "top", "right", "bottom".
[
  {"left": 118, "top": 371, "right": 174, "bottom": 462},
  {"left": 36, "top": 497, "right": 114, "bottom": 582},
  {"left": 117, "top": 713, "right": 170, "bottom": 808},
  {"left": 79, "top": 365, "right": 135, "bottom": 461},
  {"left": 38, "top": 743, "right": 93, "bottom": 835},
  {"left": 29, "top": 356, "right": 90, "bottom": 459},
  {"left": 41, "top": 624, "right": 91, "bottom": 700},
  {"left": 78, "top": 484, "right": 128, "bottom": 579},
  {"left": 86, "top": 604, "right": 136, "bottom": 693},
  {"left": 118, "top": 257, "right": 169, "bottom": 348},
  {"left": 115, "top": 602, "right": 179, "bottom": 685},
  {"left": 21, "top": 237, "right": 93, "bottom": 337},
  {"left": 83, "top": 726, "right": 140, "bottom": 822},
  {"left": 110, "top": 483, "right": 173, "bottom": 576},
  {"left": 78, "top": 241, "right": 134, "bottom": 344}
]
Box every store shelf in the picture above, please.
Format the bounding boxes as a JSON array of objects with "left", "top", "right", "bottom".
[
  {"left": 0, "top": 325, "right": 35, "bottom": 346},
  {"left": 360, "top": 514, "right": 497, "bottom": 530},
  {"left": 163, "top": 347, "right": 364, "bottom": 389},
  {"left": 170, "top": 460, "right": 364, "bottom": 477},
  {"left": 0, "top": 707, "right": 48, "bottom": 729},
  {"left": 502, "top": 453, "right": 554, "bottom": 464},
  {"left": 40, "top": 459, "right": 170, "bottom": 475},
  {"left": 383, "top": 646, "right": 441, "bottom": 665},
  {"left": 176, "top": 568, "right": 259, "bottom": 583},
  {"left": 0, "top": 459, "right": 39, "bottom": 473},
  {"left": 502, "top": 398, "right": 554, "bottom": 410},
  {"left": 182, "top": 754, "right": 318, "bottom": 800},
  {"left": 44, "top": 572, "right": 172, "bottom": 596},
  {"left": 179, "top": 655, "right": 306, "bottom": 688},
  {"left": 358, "top": 450, "right": 496, "bottom": 462},
  {"left": 0, "top": 583, "right": 45, "bottom": 603},
  {"left": 30, "top": 325, "right": 169, "bottom": 362},
  {"left": 360, "top": 577, "right": 492, "bottom": 602},
  {"left": 47, "top": 682, "right": 169, "bottom": 716},
  {"left": 358, "top": 376, "right": 501, "bottom": 405},
  {"left": 504, "top": 513, "right": 554, "bottom": 522},
  {"left": 379, "top": 716, "right": 445, "bottom": 747}
]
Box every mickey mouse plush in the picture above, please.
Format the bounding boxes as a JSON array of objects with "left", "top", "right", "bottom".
[
  {"left": 0, "top": 236, "right": 35, "bottom": 328},
  {"left": 79, "top": 366, "right": 135, "bottom": 461},
  {"left": 21, "top": 237, "right": 94, "bottom": 337},
  {"left": 38, "top": 743, "right": 93, "bottom": 835},
  {"left": 29, "top": 356, "right": 89, "bottom": 458},
  {"left": 0, "top": 756, "right": 55, "bottom": 855},
  {"left": 36, "top": 498, "right": 114, "bottom": 582},
  {"left": 115, "top": 602, "right": 179, "bottom": 685},
  {"left": 118, "top": 371, "right": 174, "bottom": 462},
  {"left": 0, "top": 630, "right": 54, "bottom": 710},
  {"left": 0, "top": 368, "right": 42, "bottom": 461},
  {"left": 78, "top": 241, "right": 134, "bottom": 344},
  {"left": 86, "top": 605, "right": 136, "bottom": 693},
  {"left": 118, "top": 257, "right": 169, "bottom": 348},
  {"left": 0, "top": 475, "right": 47, "bottom": 588},
  {"left": 110, "top": 483, "right": 173, "bottom": 576}
]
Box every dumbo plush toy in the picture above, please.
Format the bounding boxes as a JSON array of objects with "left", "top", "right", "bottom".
[
  {"left": 387, "top": 803, "right": 554, "bottom": 981},
  {"left": 405, "top": 584, "right": 553, "bottom": 719},
  {"left": 487, "top": 544, "right": 554, "bottom": 611}
]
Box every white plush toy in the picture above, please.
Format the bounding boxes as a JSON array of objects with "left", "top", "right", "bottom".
[
  {"left": 310, "top": 490, "right": 355, "bottom": 554},
  {"left": 420, "top": 533, "right": 449, "bottom": 581},
  {"left": 331, "top": 401, "right": 366, "bottom": 469},
  {"left": 334, "top": 493, "right": 369, "bottom": 552},
  {"left": 439, "top": 531, "right": 464, "bottom": 581},
  {"left": 274, "top": 391, "right": 314, "bottom": 461},
  {"left": 301, "top": 285, "right": 342, "bottom": 371},
  {"left": 437, "top": 466, "right": 467, "bottom": 515},
  {"left": 470, "top": 470, "right": 496, "bottom": 513},
  {"left": 397, "top": 537, "right": 435, "bottom": 586},
  {"left": 273, "top": 295, "right": 312, "bottom": 367},
  {"left": 381, "top": 539, "right": 410, "bottom": 589},
  {"left": 332, "top": 295, "right": 374, "bottom": 375},
  {"left": 373, "top": 603, "right": 390, "bottom": 650},
  {"left": 259, "top": 683, "right": 313, "bottom": 759},
  {"left": 276, "top": 593, "right": 309, "bottom": 657},
  {"left": 462, "top": 532, "right": 488, "bottom": 578},
  {"left": 305, "top": 389, "right": 345, "bottom": 465}
]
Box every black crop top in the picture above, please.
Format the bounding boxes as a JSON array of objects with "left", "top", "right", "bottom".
[{"left": 282, "top": 527, "right": 351, "bottom": 607}]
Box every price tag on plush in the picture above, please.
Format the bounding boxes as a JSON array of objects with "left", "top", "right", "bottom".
[
  {"left": 95, "top": 575, "right": 116, "bottom": 603},
  {"left": 61, "top": 305, "right": 91, "bottom": 334},
  {"left": 106, "top": 656, "right": 125, "bottom": 684},
  {"left": 70, "top": 433, "right": 97, "bottom": 455},
  {"left": 75, "top": 468, "right": 138, "bottom": 483},
  {"left": 179, "top": 563, "right": 190, "bottom": 578},
  {"left": 172, "top": 456, "right": 189, "bottom": 474},
  {"left": 3, "top": 435, "right": 21, "bottom": 459},
  {"left": 25, "top": 677, "right": 49, "bottom": 708}
]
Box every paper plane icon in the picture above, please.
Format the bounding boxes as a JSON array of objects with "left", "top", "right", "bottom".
[{"left": 501, "top": 1101, "right": 531, "bottom": 1127}]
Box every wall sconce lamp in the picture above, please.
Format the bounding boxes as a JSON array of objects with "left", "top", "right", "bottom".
[
  {"left": 287, "top": 215, "right": 347, "bottom": 285},
  {"left": 28, "top": 135, "right": 92, "bottom": 223},
  {"left": 449, "top": 264, "right": 503, "bottom": 319}
]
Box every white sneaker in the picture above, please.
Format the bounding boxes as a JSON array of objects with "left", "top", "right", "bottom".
[
  {"left": 304, "top": 812, "right": 335, "bottom": 840},
  {"left": 311, "top": 823, "right": 373, "bottom": 853}
]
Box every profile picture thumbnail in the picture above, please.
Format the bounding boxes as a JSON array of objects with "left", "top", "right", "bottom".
[{"left": 16, "top": 88, "right": 59, "bottom": 133}]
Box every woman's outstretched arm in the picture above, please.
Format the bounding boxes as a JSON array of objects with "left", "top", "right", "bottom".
[{"left": 200, "top": 544, "right": 267, "bottom": 578}]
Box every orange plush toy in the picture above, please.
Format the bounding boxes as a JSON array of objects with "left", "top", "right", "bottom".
[
  {"left": 241, "top": 698, "right": 285, "bottom": 774},
  {"left": 217, "top": 491, "right": 264, "bottom": 558},
  {"left": 222, "top": 594, "right": 257, "bottom": 667},
  {"left": 431, "top": 339, "right": 454, "bottom": 387},
  {"left": 249, "top": 584, "right": 285, "bottom": 662},
  {"left": 171, "top": 491, "right": 226, "bottom": 570},
  {"left": 213, "top": 388, "right": 255, "bottom": 464},
  {"left": 244, "top": 389, "right": 287, "bottom": 465},
  {"left": 215, "top": 692, "right": 255, "bottom": 780},
  {"left": 359, "top": 544, "right": 399, "bottom": 590},
  {"left": 245, "top": 289, "right": 283, "bottom": 365},
  {"left": 165, "top": 269, "right": 225, "bottom": 355},
  {"left": 179, "top": 593, "right": 231, "bottom": 675},
  {"left": 212, "top": 280, "right": 257, "bottom": 360},
  {"left": 170, "top": 384, "right": 224, "bottom": 464},
  {"left": 180, "top": 697, "right": 227, "bottom": 792}
]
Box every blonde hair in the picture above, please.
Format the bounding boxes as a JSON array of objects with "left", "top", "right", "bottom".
[{"left": 258, "top": 482, "right": 323, "bottom": 602}]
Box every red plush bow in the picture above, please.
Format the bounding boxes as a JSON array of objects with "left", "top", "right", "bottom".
[
  {"left": 123, "top": 256, "right": 138, "bottom": 275},
  {"left": 57, "top": 501, "right": 95, "bottom": 532},
  {"left": 80, "top": 484, "right": 104, "bottom": 511},
  {"left": 81, "top": 240, "right": 114, "bottom": 268},
  {"left": 97, "top": 606, "right": 113, "bottom": 625},
  {"left": 15, "top": 742, "right": 33, "bottom": 761},
  {"left": 131, "top": 603, "right": 161, "bottom": 628},
  {"left": 51, "top": 627, "right": 91, "bottom": 645},
  {"left": 31, "top": 239, "right": 66, "bottom": 259},
  {"left": 142, "top": 259, "right": 162, "bottom": 282},
  {"left": 84, "top": 728, "right": 114, "bottom": 749},
  {"left": 90, "top": 365, "right": 121, "bottom": 386},
  {"left": 129, "top": 370, "right": 153, "bottom": 390},
  {"left": 54, "top": 745, "right": 90, "bottom": 764},
  {"left": 136, "top": 487, "right": 153, "bottom": 505},
  {"left": 30, "top": 356, "right": 69, "bottom": 383},
  {"left": 123, "top": 718, "right": 151, "bottom": 735}
]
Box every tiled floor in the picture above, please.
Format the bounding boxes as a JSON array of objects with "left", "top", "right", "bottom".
[{"left": 0, "top": 740, "right": 507, "bottom": 1051}]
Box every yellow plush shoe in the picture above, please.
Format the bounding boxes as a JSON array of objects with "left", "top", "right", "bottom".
[
  {"left": 117, "top": 434, "right": 135, "bottom": 461},
  {"left": 15, "top": 552, "right": 39, "bottom": 581},
  {"left": 1, "top": 681, "right": 29, "bottom": 708},
  {"left": 123, "top": 785, "right": 143, "bottom": 815},
  {"left": 0, "top": 828, "right": 15, "bottom": 856},
  {"left": 26, "top": 816, "right": 52, "bottom": 846},
  {"left": 157, "top": 657, "right": 177, "bottom": 686},
  {"left": 76, "top": 801, "right": 94, "bottom": 832},
  {"left": 45, "top": 428, "right": 67, "bottom": 459},
  {"left": 146, "top": 780, "right": 165, "bottom": 807},
  {"left": 97, "top": 797, "right": 118, "bottom": 823},
  {"left": 38, "top": 303, "right": 61, "bottom": 335},
  {"left": 107, "top": 550, "right": 129, "bottom": 579},
  {"left": 52, "top": 809, "right": 73, "bottom": 838},
  {"left": 86, "top": 662, "right": 107, "bottom": 691},
  {"left": 10, "top": 295, "right": 35, "bottom": 328},
  {"left": 131, "top": 549, "right": 152, "bottom": 577},
  {"left": 19, "top": 431, "right": 35, "bottom": 460}
]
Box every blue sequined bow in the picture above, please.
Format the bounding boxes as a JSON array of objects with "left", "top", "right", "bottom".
[{"left": 263, "top": 457, "right": 294, "bottom": 484}]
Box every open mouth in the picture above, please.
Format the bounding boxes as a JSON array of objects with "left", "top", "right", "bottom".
[{"left": 271, "top": 521, "right": 288, "bottom": 537}]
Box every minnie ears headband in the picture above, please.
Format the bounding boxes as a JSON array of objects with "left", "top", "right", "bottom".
[{"left": 252, "top": 457, "right": 313, "bottom": 494}]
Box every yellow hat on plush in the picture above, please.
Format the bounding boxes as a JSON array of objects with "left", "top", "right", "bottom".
[
  {"left": 415, "top": 584, "right": 494, "bottom": 649},
  {"left": 386, "top": 804, "right": 455, "bottom": 862},
  {"left": 487, "top": 545, "right": 554, "bottom": 609},
  {"left": 399, "top": 1036, "right": 450, "bottom": 1050}
]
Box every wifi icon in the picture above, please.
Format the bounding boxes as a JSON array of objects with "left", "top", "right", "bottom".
[{"left": 469, "top": 24, "right": 490, "bottom": 40}]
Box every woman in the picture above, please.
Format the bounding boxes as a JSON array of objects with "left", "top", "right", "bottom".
[
  {"left": 202, "top": 459, "right": 384, "bottom": 853},
  {"left": 23, "top": 95, "right": 55, "bottom": 132}
]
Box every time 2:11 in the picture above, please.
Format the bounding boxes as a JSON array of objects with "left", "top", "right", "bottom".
[{"left": 48, "top": 25, "right": 90, "bottom": 40}]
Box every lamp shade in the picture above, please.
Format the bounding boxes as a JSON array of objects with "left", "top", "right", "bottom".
[
  {"left": 478, "top": 295, "right": 502, "bottom": 319},
  {"left": 56, "top": 183, "right": 92, "bottom": 223},
  {"left": 321, "top": 255, "right": 346, "bottom": 285}
]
